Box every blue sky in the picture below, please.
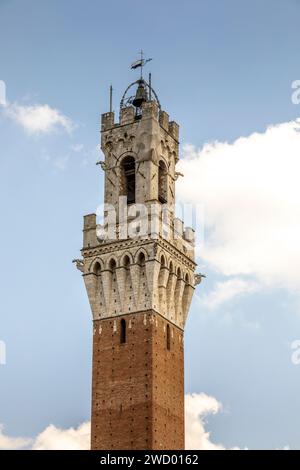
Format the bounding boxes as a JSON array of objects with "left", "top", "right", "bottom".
[{"left": 1, "top": 0, "right": 300, "bottom": 450}]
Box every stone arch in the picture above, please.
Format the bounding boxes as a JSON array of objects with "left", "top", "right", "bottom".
[
  {"left": 120, "top": 252, "right": 133, "bottom": 268},
  {"left": 93, "top": 262, "right": 101, "bottom": 275},
  {"left": 137, "top": 251, "right": 146, "bottom": 266},
  {"left": 134, "top": 248, "right": 148, "bottom": 264},
  {"left": 89, "top": 258, "right": 103, "bottom": 273},
  {"left": 106, "top": 256, "right": 118, "bottom": 271},
  {"left": 160, "top": 254, "right": 167, "bottom": 267},
  {"left": 117, "top": 137, "right": 125, "bottom": 146},
  {"left": 117, "top": 150, "right": 138, "bottom": 164}
]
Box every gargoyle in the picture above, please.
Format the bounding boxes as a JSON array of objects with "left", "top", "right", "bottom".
[
  {"left": 96, "top": 161, "right": 107, "bottom": 171},
  {"left": 72, "top": 259, "right": 84, "bottom": 273},
  {"left": 195, "top": 273, "right": 206, "bottom": 285}
]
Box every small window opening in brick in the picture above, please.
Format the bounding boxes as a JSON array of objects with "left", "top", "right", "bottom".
[
  {"left": 167, "top": 324, "right": 171, "bottom": 350},
  {"left": 120, "top": 318, "right": 126, "bottom": 344}
]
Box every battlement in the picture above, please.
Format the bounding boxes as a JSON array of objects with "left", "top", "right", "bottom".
[
  {"left": 82, "top": 211, "right": 195, "bottom": 263},
  {"left": 101, "top": 102, "right": 179, "bottom": 141},
  {"left": 101, "top": 112, "right": 115, "bottom": 131}
]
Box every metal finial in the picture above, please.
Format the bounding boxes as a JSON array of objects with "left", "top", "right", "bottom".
[
  {"left": 109, "top": 85, "right": 113, "bottom": 113},
  {"left": 149, "top": 73, "right": 152, "bottom": 101}
]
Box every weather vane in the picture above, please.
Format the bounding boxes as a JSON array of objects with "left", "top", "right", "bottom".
[{"left": 130, "top": 50, "right": 152, "bottom": 79}]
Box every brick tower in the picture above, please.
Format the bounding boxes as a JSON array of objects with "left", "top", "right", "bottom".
[{"left": 75, "top": 69, "right": 201, "bottom": 450}]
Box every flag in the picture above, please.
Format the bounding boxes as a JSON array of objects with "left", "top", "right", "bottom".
[
  {"left": 131, "top": 58, "right": 152, "bottom": 69},
  {"left": 131, "top": 60, "right": 143, "bottom": 69}
]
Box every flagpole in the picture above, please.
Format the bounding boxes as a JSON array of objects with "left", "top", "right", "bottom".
[
  {"left": 109, "top": 85, "right": 113, "bottom": 113},
  {"left": 140, "top": 49, "right": 143, "bottom": 79}
]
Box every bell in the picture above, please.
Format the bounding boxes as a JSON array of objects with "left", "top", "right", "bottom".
[{"left": 132, "top": 80, "right": 148, "bottom": 108}]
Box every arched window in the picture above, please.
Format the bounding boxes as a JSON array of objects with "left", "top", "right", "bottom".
[
  {"left": 158, "top": 160, "right": 168, "bottom": 204},
  {"left": 109, "top": 258, "right": 116, "bottom": 271},
  {"left": 138, "top": 251, "right": 146, "bottom": 266},
  {"left": 120, "top": 319, "right": 126, "bottom": 344},
  {"left": 166, "top": 324, "right": 171, "bottom": 350},
  {"left": 93, "top": 262, "right": 101, "bottom": 275},
  {"left": 121, "top": 156, "right": 135, "bottom": 204},
  {"left": 123, "top": 255, "right": 130, "bottom": 269}
]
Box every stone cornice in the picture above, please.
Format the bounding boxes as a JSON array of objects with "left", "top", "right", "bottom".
[{"left": 81, "top": 236, "right": 196, "bottom": 270}]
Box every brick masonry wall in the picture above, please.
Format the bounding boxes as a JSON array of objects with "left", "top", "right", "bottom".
[{"left": 91, "top": 310, "right": 184, "bottom": 450}]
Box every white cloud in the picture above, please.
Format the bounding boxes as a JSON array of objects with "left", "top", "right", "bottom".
[
  {"left": 199, "top": 278, "right": 260, "bottom": 310},
  {"left": 0, "top": 80, "right": 6, "bottom": 107},
  {"left": 178, "top": 118, "right": 300, "bottom": 294},
  {"left": 0, "top": 393, "right": 226, "bottom": 450},
  {"left": 31, "top": 422, "right": 90, "bottom": 450},
  {"left": 5, "top": 102, "right": 73, "bottom": 135},
  {"left": 0, "top": 422, "right": 90, "bottom": 450},
  {"left": 0, "top": 424, "right": 31, "bottom": 450},
  {"left": 185, "top": 393, "right": 225, "bottom": 450}
]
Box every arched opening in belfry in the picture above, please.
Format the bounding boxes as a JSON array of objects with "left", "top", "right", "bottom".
[
  {"left": 120, "top": 318, "right": 126, "bottom": 344},
  {"left": 158, "top": 160, "right": 168, "bottom": 204},
  {"left": 120, "top": 156, "right": 136, "bottom": 204}
]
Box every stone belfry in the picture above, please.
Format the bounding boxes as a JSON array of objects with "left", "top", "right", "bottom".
[{"left": 75, "top": 64, "right": 201, "bottom": 450}]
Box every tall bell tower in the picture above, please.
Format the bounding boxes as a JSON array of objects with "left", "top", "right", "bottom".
[{"left": 75, "top": 66, "right": 201, "bottom": 450}]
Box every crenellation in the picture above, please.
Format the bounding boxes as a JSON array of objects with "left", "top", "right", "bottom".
[
  {"left": 141, "top": 100, "right": 159, "bottom": 120},
  {"left": 83, "top": 213, "right": 98, "bottom": 248},
  {"left": 168, "top": 121, "right": 179, "bottom": 141},
  {"left": 120, "top": 106, "right": 135, "bottom": 125},
  {"left": 101, "top": 111, "right": 115, "bottom": 131},
  {"left": 159, "top": 110, "right": 169, "bottom": 131}
]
